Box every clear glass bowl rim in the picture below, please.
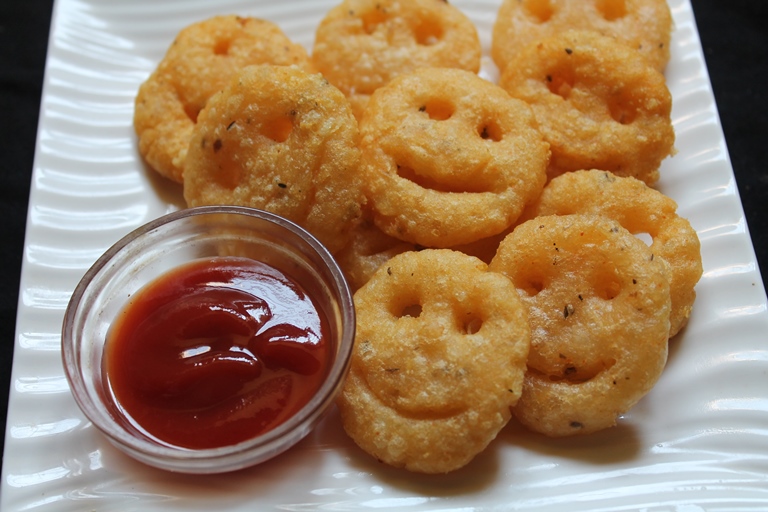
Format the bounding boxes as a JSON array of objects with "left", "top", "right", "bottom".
[{"left": 61, "top": 205, "right": 355, "bottom": 473}]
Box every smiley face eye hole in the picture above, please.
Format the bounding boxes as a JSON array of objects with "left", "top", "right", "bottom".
[
  {"left": 478, "top": 120, "right": 503, "bottom": 141},
  {"left": 518, "top": 276, "right": 546, "bottom": 297},
  {"left": 213, "top": 37, "right": 231, "bottom": 56},
  {"left": 461, "top": 314, "right": 483, "bottom": 335},
  {"left": 397, "top": 303, "right": 423, "bottom": 318},
  {"left": 608, "top": 96, "right": 638, "bottom": 125},
  {"left": 546, "top": 70, "right": 576, "bottom": 100},
  {"left": 419, "top": 98, "right": 454, "bottom": 121},
  {"left": 595, "top": 0, "right": 628, "bottom": 21},
  {"left": 523, "top": 0, "right": 555, "bottom": 23},
  {"left": 414, "top": 18, "right": 444, "bottom": 46},
  {"left": 262, "top": 116, "right": 293, "bottom": 143},
  {"left": 360, "top": 7, "right": 387, "bottom": 34}
]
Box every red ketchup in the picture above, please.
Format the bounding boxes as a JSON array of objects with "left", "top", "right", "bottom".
[{"left": 103, "top": 256, "right": 330, "bottom": 450}]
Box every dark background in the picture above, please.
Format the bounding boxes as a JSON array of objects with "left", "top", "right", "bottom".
[{"left": 0, "top": 1, "right": 766, "bottom": 463}]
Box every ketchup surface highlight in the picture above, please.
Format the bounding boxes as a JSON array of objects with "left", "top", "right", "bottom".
[{"left": 104, "top": 256, "right": 331, "bottom": 450}]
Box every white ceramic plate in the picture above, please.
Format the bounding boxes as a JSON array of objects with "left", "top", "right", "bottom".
[{"left": 4, "top": 0, "right": 768, "bottom": 510}]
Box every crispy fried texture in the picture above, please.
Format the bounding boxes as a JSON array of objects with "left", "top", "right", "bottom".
[
  {"left": 134, "top": 15, "right": 312, "bottom": 183},
  {"left": 448, "top": 228, "right": 513, "bottom": 265},
  {"left": 339, "top": 249, "right": 531, "bottom": 473},
  {"left": 359, "top": 67, "right": 550, "bottom": 248},
  {"left": 489, "top": 214, "right": 671, "bottom": 437},
  {"left": 522, "top": 170, "right": 702, "bottom": 337},
  {"left": 492, "top": 0, "right": 672, "bottom": 73},
  {"left": 312, "top": 0, "right": 481, "bottom": 119},
  {"left": 499, "top": 30, "right": 674, "bottom": 185},
  {"left": 334, "top": 212, "right": 421, "bottom": 293},
  {"left": 182, "top": 65, "right": 363, "bottom": 254}
]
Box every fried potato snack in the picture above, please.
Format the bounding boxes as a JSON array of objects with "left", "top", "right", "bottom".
[
  {"left": 499, "top": 30, "right": 674, "bottom": 185},
  {"left": 359, "top": 67, "right": 550, "bottom": 248},
  {"left": 489, "top": 214, "right": 671, "bottom": 437},
  {"left": 183, "top": 65, "right": 363, "bottom": 254},
  {"left": 339, "top": 249, "right": 531, "bottom": 473},
  {"left": 492, "top": 0, "right": 672, "bottom": 73},
  {"left": 311, "top": 0, "right": 481, "bottom": 119},
  {"left": 134, "top": 16, "right": 312, "bottom": 184},
  {"left": 523, "top": 170, "right": 702, "bottom": 337},
  {"left": 334, "top": 213, "right": 421, "bottom": 293}
]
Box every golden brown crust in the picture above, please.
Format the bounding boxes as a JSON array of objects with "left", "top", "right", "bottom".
[
  {"left": 492, "top": 0, "right": 672, "bottom": 73},
  {"left": 182, "top": 65, "right": 363, "bottom": 254},
  {"left": 339, "top": 249, "right": 530, "bottom": 473},
  {"left": 521, "top": 170, "right": 702, "bottom": 337},
  {"left": 133, "top": 15, "right": 312, "bottom": 183},
  {"left": 489, "top": 214, "right": 671, "bottom": 437},
  {"left": 312, "top": 0, "right": 481, "bottom": 119},
  {"left": 359, "top": 67, "right": 550, "bottom": 248},
  {"left": 334, "top": 212, "right": 421, "bottom": 293},
  {"left": 499, "top": 30, "right": 674, "bottom": 186}
]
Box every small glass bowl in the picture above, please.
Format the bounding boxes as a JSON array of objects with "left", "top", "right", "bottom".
[{"left": 62, "top": 206, "right": 355, "bottom": 474}]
